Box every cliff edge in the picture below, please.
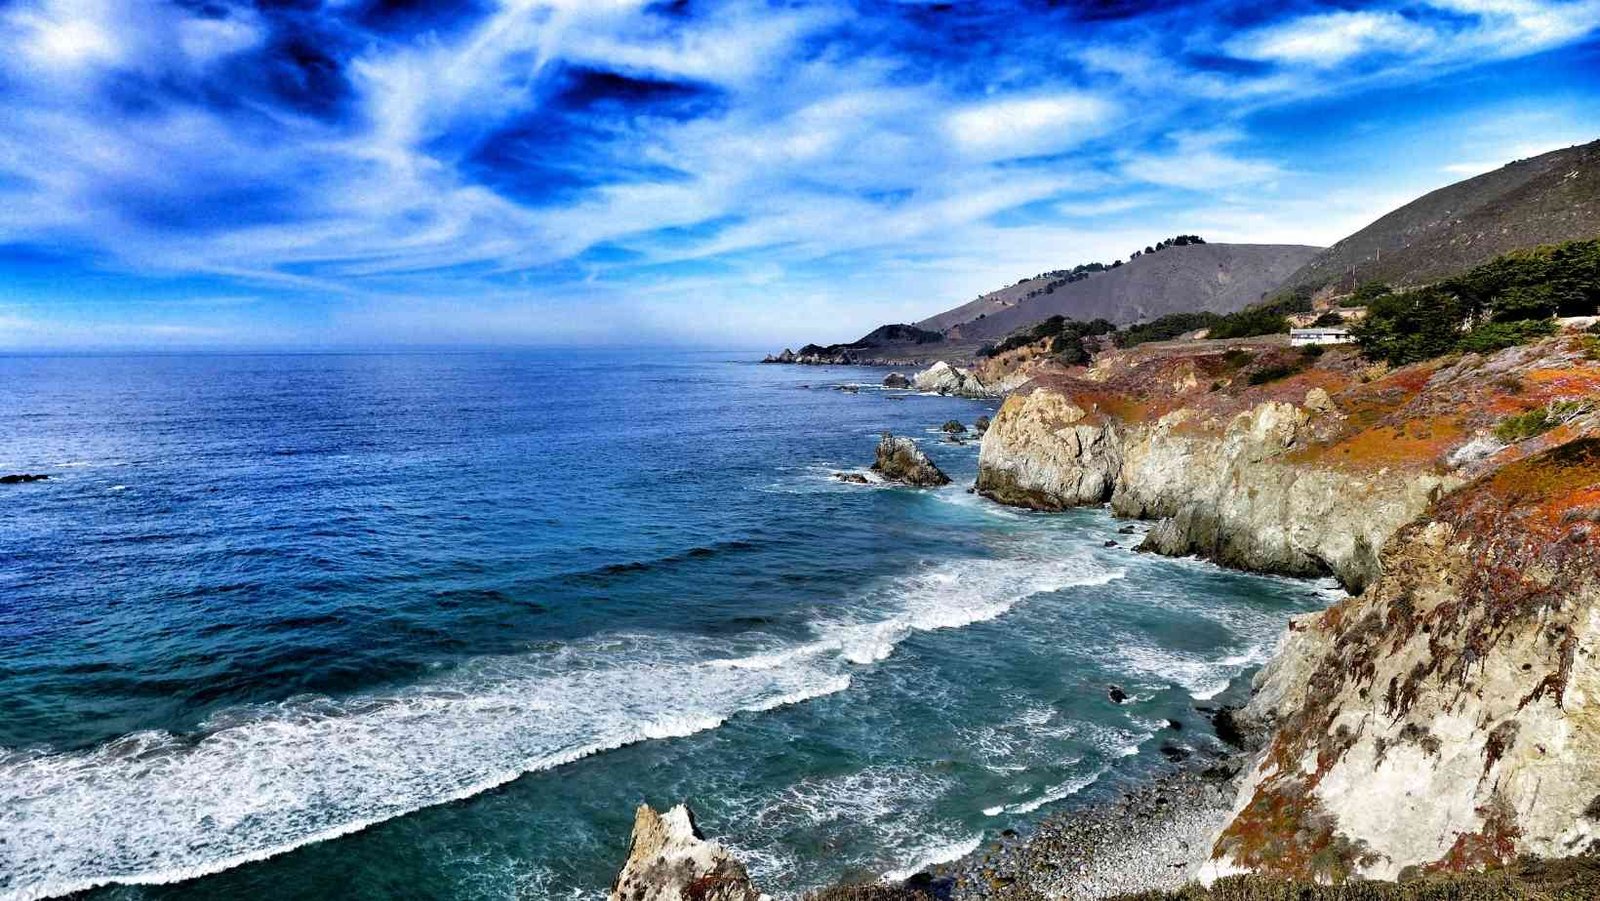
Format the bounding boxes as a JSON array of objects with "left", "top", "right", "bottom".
[{"left": 974, "top": 332, "right": 1600, "bottom": 879}]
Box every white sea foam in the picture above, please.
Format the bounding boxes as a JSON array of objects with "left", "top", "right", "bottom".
[
  {"left": 1000, "top": 767, "right": 1107, "bottom": 815},
  {"left": 880, "top": 834, "right": 983, "bottom": 883},
  {"left": 1, "top": 546, "right": 1121, "bottom": 900},
  {"left": 1115, "top": 637, "right": 1281, "bottom": 701}
]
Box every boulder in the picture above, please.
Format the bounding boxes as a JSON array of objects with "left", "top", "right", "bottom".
[
  {"left": 882, "top": 372, "right": 912, "bottom": 389},
  {"left": 872, "top": 433, "right": 951, "bottom": 487},
  {"left": 911, "top": 361, "right": 990, "bottom": 397},
  {"left": 609, "top": 804, "right": 762, "bottom": 901}
]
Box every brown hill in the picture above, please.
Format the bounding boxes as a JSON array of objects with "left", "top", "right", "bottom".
[
  {"left": 918, "top": 243, "right": 1321, "bottom": 340},
  {"left": 1284, "top": 138, "right": 1600, "bottom": 295}
]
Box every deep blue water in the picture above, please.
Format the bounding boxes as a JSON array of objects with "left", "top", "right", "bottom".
[{"left": 0, "top": 351, "right": 1331, "bottom": 900}]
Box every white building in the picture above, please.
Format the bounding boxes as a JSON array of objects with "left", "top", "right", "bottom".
[{"left": 1290, "top": 327, "right": 1353, "bottom": 346}]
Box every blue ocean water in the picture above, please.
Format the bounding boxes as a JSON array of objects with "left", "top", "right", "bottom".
[{"left": 0, "top": 351, "right": 1330, "bottom": 900}]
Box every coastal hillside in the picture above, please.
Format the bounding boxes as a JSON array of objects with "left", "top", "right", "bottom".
[
  {"left": 919, "top": 243, "right": 1322, "bottom": 337},
  {"left": 973, "top": 326, "right": 1600, "bottom": 882},
  {"left": 1283, "top": 139, "right": 1600, "bottom": 294}
]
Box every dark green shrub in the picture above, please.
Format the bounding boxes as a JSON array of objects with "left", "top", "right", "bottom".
[
  {"left": 1208, "top": 309, "right": 1289, "bottom": 340},
  {"left": 1459, "top": 318, "right": 1558, "bottom": 355},
  {"left": 1312, "top": 311, "right": 1345, "bottom": 327},
  {"left": 1115, "top": 312, "right": 1224, "bottom": 347},
  {"left": 1350, "top": 287, "right": 1470, "bottom": 366},
  {"left": 1494, "top": 400, "right": 1591, "bottom": 442}
]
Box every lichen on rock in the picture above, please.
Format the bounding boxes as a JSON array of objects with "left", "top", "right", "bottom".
[{"left": 1206, "top": 436, "right": 1600, "bottom": 882}]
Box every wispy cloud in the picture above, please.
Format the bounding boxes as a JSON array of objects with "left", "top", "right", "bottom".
[{"left": 0, "top": 0, "right": 1596, "bottom": 347}]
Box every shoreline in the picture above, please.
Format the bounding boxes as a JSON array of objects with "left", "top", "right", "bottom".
[{"left": 927, "top": 756, "right": 1245, "bottom": 900}]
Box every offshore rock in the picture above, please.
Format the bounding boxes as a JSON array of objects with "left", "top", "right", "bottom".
[
  {"left": 882, "top": 372, "right": 912, "bottom": 388},
  {"left": 911, "top": 361, "right": 991, "bottom": 397},
  {"left": 973, "top": 415, "right": 990, "bottom": 435},
  {"left": 0, "top": 473, "right": 50, "bottom": 484},
  {"left": 872, "top": 433, "right": 950, "bottom": 487},
  {"left": 941, "top": 419, "right": 967, "bottom": 434},
  {"left": 609, "top": 804, "right": 762, "bottom": 901}
]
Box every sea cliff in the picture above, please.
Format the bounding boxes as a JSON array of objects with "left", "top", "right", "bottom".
[{"left": 974, "top": 333, "right": 1600, "bottom": 879}]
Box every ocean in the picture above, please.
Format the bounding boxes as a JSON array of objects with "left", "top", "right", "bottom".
[{"left": 0, "top": 351, "right": 1331, "bottom": 900}]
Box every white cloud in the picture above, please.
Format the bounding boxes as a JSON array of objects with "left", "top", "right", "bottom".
[
  {"left": 1425, "top": 0, "right": 1600, "bottom": 54},
  {"left": 944, "top": 94, "right": 1117, "bottom": 160},
  {"left": 1121, "top": 131, "right": 1281, "bottom": 191},
  {"left": 1226, "top": 10, "right": 1436, "bottom": 67}
]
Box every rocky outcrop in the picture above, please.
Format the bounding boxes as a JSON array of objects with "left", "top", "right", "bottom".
[
  {"left": 872, "top": 433, "right": 950, "bottom": 487},
  {"left": 975, "top": 390, "right": 1121, "bottom": 510},
  {"left": 882, "top": 372, "right": 911, "bottom": 388},
  {"left": 1112, "top": 403, "right": 1456, "bottom": 593},
  {"left": 609, "top": 804, "right": 762, "bottom": 901},
  {"left": 0, "top": 473, "right": 50, "bottom": 484},
  {"left": 1206, "top": 436, "right": 1600, "bottom": 882},
  {"left": 763, "top": 345, "right": 864, "bottom": 365},
  {"left": 912, "top": 361, "right": 991, "bottom": 397}
]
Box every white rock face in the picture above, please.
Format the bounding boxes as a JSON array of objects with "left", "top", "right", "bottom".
[
  {"left": 609, "top": 804, "right": 763, "bottom": 901},
  {"left": 912, "top": 361, "right": 992, "bottom": 397},
  {"left": 1111, "top": 401, "right": 1458, "bottom": 593},
  {"left": 976, "top": 389, "right": 1458, "bottom": 591},
  {"left": 975, "top": 390, "right": 1121, "bottom": 509},
  {"left": 1209, "top": 502, "right": 1600, "bottom": 881}
]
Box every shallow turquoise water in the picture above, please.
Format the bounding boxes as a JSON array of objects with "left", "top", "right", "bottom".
[{"left": 0, "top": 351, "right": 1331, "bottom": 899}]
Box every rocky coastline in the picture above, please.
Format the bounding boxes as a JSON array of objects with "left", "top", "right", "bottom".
[
  {"left": 970, "top": 334, "right": 1600, "bottom": 881},
  {"left": 613, "top": 333, "right": 1600, "bottom": 897}
]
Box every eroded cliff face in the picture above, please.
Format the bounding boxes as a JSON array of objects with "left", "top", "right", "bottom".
[
  {"left": 976, "top": 336, "right": 1600, "bottom": 880},
  {"left": 1111, "top": 402, "right": 1455, "bottom": 593},
  {"left": 976, "top": 383, "right": 1452, "bottom": 592},
  {"left": 976, "top": 337, "right": 1598, "bottom": 592},
  {"left": 1208, "top": 436, "right": 1600, "bottom": 881}
]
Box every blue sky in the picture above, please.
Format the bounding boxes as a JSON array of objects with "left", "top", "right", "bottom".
[{"left": 1, "top": 0, "right": 1598, "bottom": 350}]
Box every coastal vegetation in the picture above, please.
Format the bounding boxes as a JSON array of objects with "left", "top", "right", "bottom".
[
  {"left": 1351, "top": 238, "right": 1600, "bottom": 366},
  {"left": 976, "top": 314, "right": 1115, "bottom": 361},
  {"left": 1113, "top": 291, "right": 1315, "bottom": 348}
]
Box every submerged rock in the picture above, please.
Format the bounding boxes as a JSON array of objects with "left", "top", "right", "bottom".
[
  {"left": 871, "top": 433, "right": 950, "bottom": 487},
  {"left": 609, "top": 804, "right": 761, "bottom": 901},
  {"left": 1108, "top": 684, "right": 1128, "bottom": 704},
  {"left": 882, "top": 372, "right": 912, "bottom": 388},
  {"left": 0, "top": 473, "right": 49, "bottom": 484},
  {"left": 833, "top": 472, "right": 870, "bottom": 485}
]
